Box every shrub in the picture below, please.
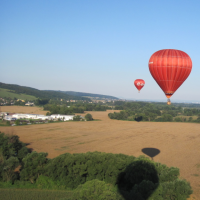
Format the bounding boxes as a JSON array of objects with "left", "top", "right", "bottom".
[
  {"left": 73, "top": 115, "right": 82, "bottom": 121},
  {"left": 71, "top": 179, "right": 121, "bottom": 200},
  {"left": 2, "top": 156, "right": 19, "bottom": 182},
  {"left": 15, "top": 120, "right": 20, "bottom": 125},
  {"left": 85, "top": 113, "right": 93, "bottom": 121},
  {"left": 45, "top": 152, "right": 136, "bottom": 189},
  {"left": 0, "top": 133, "right": 28, "bottom": 160},
  {"left": 20, "top": 152, "right": 49, "bottom": 183},
  {"left": 174, "top": 117, "right": 182, "bottom": 122},
  {"left": 46, "top": 112, "right": 50, "bottom": 116},
  {"left": 36, "top": 175, "right": 66, "bottom": 190},
  {"left": 188, "top": 117, "right": 193, "bottom": 122},
  {"left": 117, "top": 157, "right": 191, "bottom": 200}
]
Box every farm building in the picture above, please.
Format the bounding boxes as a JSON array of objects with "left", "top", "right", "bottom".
[
  {"left": 11, "top": 114, "right": 52, "bottom": 120},
  {"left": 0, "top": 112, "right": 8, "bottom": 116},
  {"left": 3, "top": 113, "right": 75, "bottom": 121},
  {"left": 50, "top": 114, "right": 74, "bottom": 121},
  {"left": 4, "top": 115, "right": 17, "bottom": 121}
]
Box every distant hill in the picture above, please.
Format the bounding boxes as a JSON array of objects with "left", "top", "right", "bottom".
[
  {"left": 0, "top": 82, "right": 90, "bottom": 101},
  {"left": 0, "top": 88, "right": 37, "bottom": 100},
  {"left": 46, "top": 90, "right": 119, "bottom": 100}
]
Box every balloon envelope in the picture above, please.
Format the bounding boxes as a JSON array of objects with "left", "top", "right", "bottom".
[
  {"left": 134, "top": 79, "right": 145, "bottom": 92},
  {"left": 149, "top": 49, "right": 192, "bottom": 99}
]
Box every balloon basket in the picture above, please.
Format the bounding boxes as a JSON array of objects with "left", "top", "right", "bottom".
[{"left": 167, "top": 99, "right": 171, "bottom": 105}]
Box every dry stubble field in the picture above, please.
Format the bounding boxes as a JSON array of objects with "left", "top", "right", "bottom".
[{"left": 1, "top": 106, "right": 200, "bottom": 199}]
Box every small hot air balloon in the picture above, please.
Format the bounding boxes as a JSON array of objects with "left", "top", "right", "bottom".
[
  {"left": 149, "top": 49, "right": 192, "bottom": 104},
  {"left": 134, "top": 79, "right": 145, "bottom": 93}
]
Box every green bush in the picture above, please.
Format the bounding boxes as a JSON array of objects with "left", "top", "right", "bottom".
[
  {"left": 71, "top": 179, "right": 122, "bottom": 200},
  {"left": 2, "top": 157, "right": 19, "bottom": 182},
  {"left": 20, "top": 152, "right": 49, "bottom": 183},
  {"left": 0, "top": 133, "right": 29, "bottom": 183},
  {"left": 73, "top": 115, "right": 82, "bottom": 121},
  {"left": 0, "top": 188, "right": 72, "bottom": 200},
  {"left": 85, "top": 113, "right": 93, "bottom": 121},
  {"left": 116, "top": 157, "right": 191, "bottom": 200},
  {"left": 36, "top": 175, "right": 66, "bottom": 190},
  {"left": 6, "top": 121, "right": 10, "bottom": 126},
  {"left": 15, "top": 120, "right": 20, "bottom": 125},
  {"left": 45, "top": 152, "right": 135, "bottom": 189},
  {"left": 44, "top": 153, "right": 192, "bottom": 199},
  {"left": 188, "top": 117, "right": 193, "bottom": 122},
  {"left": 148, "top": 179, "right": 192, "bottom": 200}
]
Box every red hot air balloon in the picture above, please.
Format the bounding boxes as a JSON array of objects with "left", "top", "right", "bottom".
[
  {"left": 134, "top": 79, "right": 145, "bottom": 93},
  {"left": 149, "top": 49, "right": 192, "bottom": 104}
]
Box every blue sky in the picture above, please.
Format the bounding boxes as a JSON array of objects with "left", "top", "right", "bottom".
[{"left": 1, "top": 0, "right": 200, "bottom": 102}]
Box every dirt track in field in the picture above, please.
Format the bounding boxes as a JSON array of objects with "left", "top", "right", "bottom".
[{"left": 1, "top": 106, "right": 200, "bottom": 199}]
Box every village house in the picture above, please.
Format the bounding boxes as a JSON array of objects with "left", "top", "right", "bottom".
[
  {"left": 17, "top": 99, "right": 25, "bottom": 102},
  {"left": 25, "top": 102, "right": 34, "bottom": 106}
]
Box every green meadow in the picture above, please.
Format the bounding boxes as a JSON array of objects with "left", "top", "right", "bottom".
[
  {"left": 0, "top": 88, "right": 36, "bottom": 100},
  {"left": 0, "top": 189, "right": 72, "bottom": 200}
]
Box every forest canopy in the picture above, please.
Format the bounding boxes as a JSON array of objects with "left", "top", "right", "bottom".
[{"left": 108, "top": 101, "right": 200, "bottom": 122}]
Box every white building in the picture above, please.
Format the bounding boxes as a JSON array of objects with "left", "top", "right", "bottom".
[
  {"left": 3, "top": 113, "right": 74, "bottom": 121},
  {"left": 50, "top": 114, "right": 74, "bottom": 121},
  {"left": 4, "top": 115, "right": 17, "bottom": 121},
  {"left": 0, "top": 112, "right": 8, "bottom": 116},
  {"left": 36, "top": 115, "right": 52, "bottom": 120},
  {"left": 25, "top": 102, "right": 34, "bottom": 106},
  {"left": 12, "top": 114, "right": 52, "bottom": 120}
]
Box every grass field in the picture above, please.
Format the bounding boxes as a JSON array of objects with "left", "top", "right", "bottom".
[
  {"left": 175, "top": 115, "right": 199, "bottom": 120},
  {"left": 0, "top": 189, "right": 72, "bottom": 200},
  {"left": 0, "top": 88, "right": 36, "bottom": 100},
  {"left": 0, "top": 106, "right": 199, "bottom": 199}
]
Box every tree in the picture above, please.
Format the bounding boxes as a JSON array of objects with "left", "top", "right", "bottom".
[
  {"left": 174, "top": 117, "right": 182, "bottom": 122},
  {"left": 72, "top": 179, "right": 120, "bottom": 200},
  {"left": 73, "top": 115, "right": 82, "bottom": 121},
  {"left": 20, "top": 152, "right": 49, "bottom": 183},
  {"left": 46, "top": 112, "right": 50, "bottom": 116},
  {"left": 35, "top": 98, "right": 49, "bottom": 106},
  {"left": 85, "top": 113, "right": 93, "bottom": 121},
  {"left": 161, "top": 114, "right": 173, "bottom": 122},
  {"left": 2, "top": 156, "right": 19, "bottom": 182},
  {"left": 188, "top": 117, "right": 193, "bottom": 122},
  {"left": 15, "top": 120, "right": 20, "bottom": 125}
]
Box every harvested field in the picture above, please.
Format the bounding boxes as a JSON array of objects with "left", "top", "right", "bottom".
[
  {"left": 1, "top": 106, "right": 47, "bottom": 115},
  {"left": 0, "top": 106, "right": 200, "bottom": 199}
]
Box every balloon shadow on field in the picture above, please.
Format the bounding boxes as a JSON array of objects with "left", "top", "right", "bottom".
[
  {"left": 142, "top": 148, "right": 160, "bottom": 160},
  {"left": 117, "top": 159, "right": 159, "bottom": 200}
]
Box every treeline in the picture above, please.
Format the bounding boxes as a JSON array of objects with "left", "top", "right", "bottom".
[
  {"left": 0, "top": 82, "right": 90, "bottom": 101},
  {"left": 109, "top": 101, "right": 200, "bottom": 122},
  {"left": 44, "top": 103, "right": 109, "bottom": 115},
  {"left": 0, "top": 132, "right": 192, "bottom": 199},
  {"left": 47, "top": 90, "right": 119, "bottom": 100}
]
